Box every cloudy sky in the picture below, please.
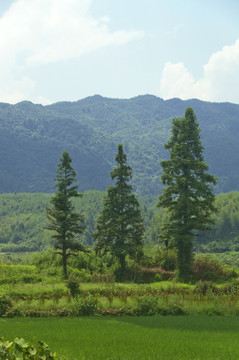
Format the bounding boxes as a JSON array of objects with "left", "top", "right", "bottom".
[{"left": 0, "top": 0, "right": 239, "bottom": 105}]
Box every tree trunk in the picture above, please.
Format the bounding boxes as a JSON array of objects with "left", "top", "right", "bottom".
[
  {"left": 176, "top": 232, "right": 193, "bottom": 282},
  {"left": 119, "top": 254, "right": 126, "bottom": 281},
  {"left": 62, "top": 250, "right": 68, "bottom": 279}
]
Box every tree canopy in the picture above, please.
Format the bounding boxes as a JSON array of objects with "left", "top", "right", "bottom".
[
  {"left": 45, "top": 151, "right": 85, "bottom": 278},
  {"left": 94, "top": 144, "right": 144, "bottom": 279},
  {"left": 158, "top": 107, "right": 217, "bottom": 281}
]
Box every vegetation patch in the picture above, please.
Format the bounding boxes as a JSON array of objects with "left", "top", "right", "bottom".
[{"left": 0, "top": 337, "right": 57, "bottom": 359}]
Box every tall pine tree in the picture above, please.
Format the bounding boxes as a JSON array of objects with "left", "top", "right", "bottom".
[
  {"left": 94, "top": 144, "right": 144, "bottom": 279},
  {"left": 46, "top": 151, "right": 85, "bottom": 278},
  {"left": 158, "top": 107, "right": 217, "bottom": 281}
]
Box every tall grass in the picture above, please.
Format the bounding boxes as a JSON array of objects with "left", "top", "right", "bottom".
[{"left": 1, "top": 316, "right": 239, "bottom": 359}]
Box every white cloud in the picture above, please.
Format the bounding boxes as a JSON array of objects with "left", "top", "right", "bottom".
[
  {"left": 0, "top": 0, "right": 143, "bottom": 103},
  {"left": 0, "top": 76, "right": 35, "bottom": 104},
  {"left": 160, "top": 39, "right": 239, "bottom": 104}
]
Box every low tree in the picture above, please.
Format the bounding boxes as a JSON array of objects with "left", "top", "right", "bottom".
[
  {"left": 158, "top": 107, "right": 217, "bottom": 281},
  {"left": 94, "top": 144, "right": 144, "bottom": 279},
  {"left": 46, "top": 151, "right": 85, "bottom": 278}
]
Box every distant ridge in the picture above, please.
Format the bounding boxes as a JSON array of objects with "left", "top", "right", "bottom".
[{"left": 0, "top": 95, "right": 239, "bottom": 195}]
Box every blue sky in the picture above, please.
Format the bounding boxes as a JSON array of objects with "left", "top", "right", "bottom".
[{"left": 0, "top": 0, "right": 239, "bottom": 104}]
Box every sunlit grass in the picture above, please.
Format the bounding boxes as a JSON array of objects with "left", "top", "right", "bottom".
[{"left": 0, "top": 282, "right": 66, "bottom": 297}]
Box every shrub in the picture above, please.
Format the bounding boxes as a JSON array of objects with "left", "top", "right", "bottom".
[
  {"left": 0, "top": 337, "right": 58, "bottom": 359},
  {"left": 134, "top": 295, "right": 159, "bottom": 316},
  {"left": 68, "top": 267, "right": 93, "bottom": 282},
  {"left": 193, "top": 255, "right": 231, "bottom": 282},
  {"left": 74, "top": 295, "right": 98, "bottom": 316},
  {"left": 157, "top": 304, "right": 185, "bottom": 316},
  {"left": 220, "top": 279, "right": 239, "bottom": 295},
  {"left": 66, "top": 274, "right": 80, "bottom": 298},
  {"left": 0, "top": 296, "right": 12, "bottom": 317},
  {"left": 152, "top": 248, "right": 177, "bottom": 271},
  {"left": 133, "top": 268, "right": 173, "bottom": 283},
  {"left": 193, "top": 281, "right": 218, "bottom": 295},
  {"left": 92, "top": 272, "right": 115, "bottom": 283},
  {"left": 4, "top": 308, "right": 23, "bottom": 318},
  {"left": 99, "top": 308, "right": 135, "bottom": 316},
  {"left": 23, "top": 309, "right": 71, "bottom": 318},
  {"left": 199, "top": 305, "right": 224, "bottom": 316},
  {"left": 43, "top": 266, "right": 60, "bottom": 277},
  {"left": 0, "top": 265, "right": 41, "bottom": 284}
]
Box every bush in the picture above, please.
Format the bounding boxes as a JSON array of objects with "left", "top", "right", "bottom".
[
  {"left": 193, "top": 255, "right": 233, "bottom": 282},
  {"left": 134, "top": 295, "right": 159, "bottom": 316},
  {"left": 0, "top": 337, "right": 58, "bottom": 359},
  {"left": 23, "top": 309, "right": 71, "bottom": 318},
  {"left": 99, "top": 308, "right": 135, "bottom": 316},
  {"left": 0, "top": 296, "right": 12, "bottom": 317},
  {"left": 68, "top": 267, "right": 93, "bottom": 282},
  {"left": 220, "top": 279, "right": 239, "bottom": 295},
  {"left": 74, "top": 295, "right": 98, "bottom": 316},
  {"left": 4, "top": 308, "right": 23, "bottom": 318},
  {"left": 157, "top": 304, "right": 185, "bottom": 316},
  {"left": 92, "top": 272, "right": 115, "bottom": 283},
  {"left": 66, "top": 274, "right": 81, "bottom": 298},
  {"left": 134, "top": 296, "right": 184, "bottom": 316},
  {"left": 199, "top": 305, "right": 224, "bottom": 316},
  {"left": 193, "top": 281, "right": 218, "bottom": 295},
  {"left": 152, "top": 248, "right": 177, "bottom": 271},
  {"left": 42, "top": 266, "right": 60, "bottom": 277},
  {"left": 0, "top": 265, "right": 41, "bottom": 284}
]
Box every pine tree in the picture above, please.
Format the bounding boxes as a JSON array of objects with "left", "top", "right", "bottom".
[
  {"left": 158, "top": 107, "right": 217, "bottom": 281},
  {"left": 46, "top": 151, "right": 85, "bottom": 278},
  {"left": 94, "top": 144, "right": 144, "bottom": 279}
]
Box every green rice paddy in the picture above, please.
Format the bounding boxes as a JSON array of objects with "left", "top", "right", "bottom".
[{"left": 1, "top": 316, "right": 239, "bottom": 359}]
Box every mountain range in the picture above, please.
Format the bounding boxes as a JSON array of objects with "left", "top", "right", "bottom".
[{"left": 1, "top": 94, "right": 239, "bottom": 195}]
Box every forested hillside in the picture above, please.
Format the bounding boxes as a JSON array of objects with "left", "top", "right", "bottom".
[
  {"left": 1, "top": 95, "right": 239, "bottom": 195},
  {"left": 1, "top": 191, "right": 239, "bottom": 253}
]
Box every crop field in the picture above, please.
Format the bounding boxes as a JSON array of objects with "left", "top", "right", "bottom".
[{"left": 1, "top": 316, "right": 239, "bottom": 359}]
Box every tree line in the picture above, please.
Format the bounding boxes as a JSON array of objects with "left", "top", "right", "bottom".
[
  {"left": 46, "top": 107, "right": 217, "bottom": 282},
  {"left": 1, "top": 190, "right": 238, "bottom": 254}
]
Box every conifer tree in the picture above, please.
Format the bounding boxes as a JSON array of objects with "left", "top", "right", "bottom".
[
  {"left": 94, "top": 144, "right": 144, "bottom": 279},
  {"left": 158, "top": 107, "right": 217, "bottom": 281},
  {"left": 46, "top": 151, "right": 85, "bottom": 278}
]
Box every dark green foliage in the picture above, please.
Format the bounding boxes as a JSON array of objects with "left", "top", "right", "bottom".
[
  {"left": 1, "top": 96, "right": 239, "bottom": 196},
  {"left": 0, "top": 265, "right": 41, "bottom": 284},
  {"left": 192, "top": 255, "right": 236, "bottom": 282},
  {"left": 0, "top": 191, "right": 104, "bottom": 252},
  {"left": 157, "top": 304, "right": 185, "bottom": 316},
  {"left": 45, "top": 151, "right": 85, "bottom": 278},
  {"left": 151, "top": 248, "right": 177, "bottom": 271},
  {"left": 134, "top": 296, "right": 185, "bottom": 316},
  {"left": 193, "top": 281, "right": 218, "bottom": 296},
  {"left": 158, "top": 108, "right": 217, "bottom": 281},
  {"left": 0, "top": 337, "right": 57, "bottom": 359},
  {"left": 94, "top": 145, "right": 144, "bottom": 279},
  {"left": 200, "top": 191, "right": 239, "bottom": 252},
  {"left": 0, "top": 193, "right": 52, "bottom": 252},
  {"left": 66, "top": 274, "right": 80, "bottom": 298},
  {"left": 220, "top": 279, "right": 239, "bottom": 295},
  {"left": 74, "top": 294, "right": 98, "bottom": 316},
  {"left": 134, "top": 295, "right": 159, "bottom": 315},
  {"left": 0, "top": 296, "right": 12, "bottom": 317},
  {"left": 3, "top": 190, "right": 239, "bottom": 253}
]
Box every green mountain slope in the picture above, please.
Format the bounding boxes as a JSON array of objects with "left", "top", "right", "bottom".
[
  {"left": 1, "top": 95, "right": 239, "bottom": 195},
  {"left": 1, "top": 191, "right": 239, "bottom": 253}
]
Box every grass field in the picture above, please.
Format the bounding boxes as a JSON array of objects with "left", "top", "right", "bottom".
[{"left": 1, "top": 316, "right": 239, "bottom": 359}]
